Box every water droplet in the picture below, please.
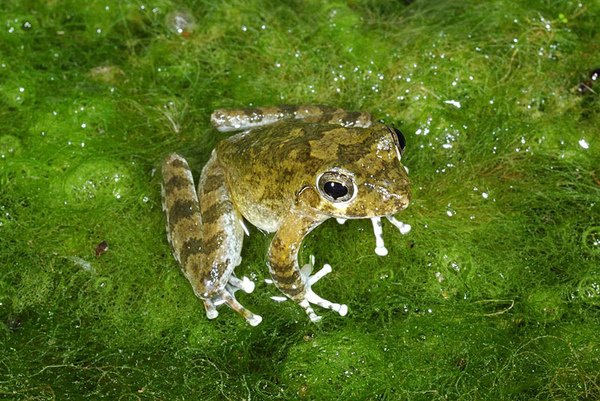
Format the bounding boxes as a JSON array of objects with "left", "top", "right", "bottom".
[
  {"left": 166, "top": 10, "right": 196, "bottom": 35},
  {"left": 444, "top": 100, "right": 461, "bottom": 108}
]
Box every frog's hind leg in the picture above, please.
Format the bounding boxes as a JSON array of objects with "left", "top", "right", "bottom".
[
  {"left": 211, "top": 105, "right": 373, "bottom": 132},
  {"left": 206, "top": 289, "right": 262, "bottom": 326},
  {"left": 202, "top": 276, "right": 262, "bottom": 326},
  {"left": 162, "top": 153, "right": 204, "bottom": 274},
  {"left": 197, "top": 151, "right": 262, "bottom": 325},
  {"left": 162, "top": 152, "right": 261, "bottom": 326}
]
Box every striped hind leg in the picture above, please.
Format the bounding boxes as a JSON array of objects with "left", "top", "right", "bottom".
[
  {"left": 210, "top": 105, "right": 373, "bottom": 132},
  {"left": 162, "top": 152, "right": 261, "bottom": 325}
]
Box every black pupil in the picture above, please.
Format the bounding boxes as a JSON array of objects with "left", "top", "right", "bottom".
[{"left": 323, "top": 181, "right": 348, "bottom": 200}]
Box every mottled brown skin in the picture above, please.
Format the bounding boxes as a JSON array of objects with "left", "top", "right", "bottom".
[
  {"left": 217, "top": 123, "right": 410, "bottom": 227},
  {"left": 162, "top": 105, "right": 411, "bottom": 324},
  {"left": 267, "top": 191, "right": 325, "bottom": 299},
  {"left": 217, "top": 121, "right": 410, "bottom": 301},
  {"left": 162, "top": 153, "right": 255, "bottom": 323}
]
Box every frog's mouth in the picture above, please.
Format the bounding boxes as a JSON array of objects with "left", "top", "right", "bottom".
[{"left": 335, "top": 216, "right": 411, "bottom": 256}]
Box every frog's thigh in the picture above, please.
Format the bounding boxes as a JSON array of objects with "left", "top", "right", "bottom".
[
  {"left": 163, "top": 152, "right": 260, "bottom": 325},
  {"left": 198, "top": 152, "right": 244, "bottom": 276},
  {"left": 197, "top": 151, "right": 244, "bottom": 290},
  {"left": 198, "top": 152, "right": 262, "bottom": 325},
  {"left": 163, "top": 153, "right": 239, "bottom": 293}
]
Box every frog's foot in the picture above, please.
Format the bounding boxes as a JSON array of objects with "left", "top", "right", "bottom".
[
  {"left": 298, "top": 255, "right": 348, "bottom": 323},
  {"left": 226, "top": 275, "right": 256, "bottom": 294},
  {"left": 370, "top": 216, "right": 412, "bottom": 256},
  {"left": 385, "top": 215, "right": 412, "bottom": 235},
  {"left": 202, "top": 275, "right": 262, "bottom": 326}
]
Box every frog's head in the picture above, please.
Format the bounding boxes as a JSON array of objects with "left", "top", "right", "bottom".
[{"left": 301, "top": 124, "right": 411, "bottom": 220}]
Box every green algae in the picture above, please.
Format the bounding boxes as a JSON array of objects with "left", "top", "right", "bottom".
[
  {"left": 1, "top": 0, "right": 600, "bottom": 400},
  {"left": 0, "top": 135, "right": 22, "bottom": 159},
  {"left": 281, "top": 329, "right": 387, "bottom": 399}
]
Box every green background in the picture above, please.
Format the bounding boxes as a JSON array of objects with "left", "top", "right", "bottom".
[{"left": 1, "top": 0, "right": 599, "bottom": 399}]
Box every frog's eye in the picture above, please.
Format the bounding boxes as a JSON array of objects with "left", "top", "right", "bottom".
[
  {"left": 388, "top": 126, "right": 406, "bottom": 154},
  {"left": 317, "top": 171, "right": 355, "bottom": 203}
]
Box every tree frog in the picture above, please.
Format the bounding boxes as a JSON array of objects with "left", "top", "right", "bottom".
[{"left": 161, "top": 105, "right": 411, "bottom": 326}]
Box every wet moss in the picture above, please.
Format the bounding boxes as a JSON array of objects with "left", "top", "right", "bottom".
[{"left": 1, "top": 0, "right": 600, "bottom": 400}]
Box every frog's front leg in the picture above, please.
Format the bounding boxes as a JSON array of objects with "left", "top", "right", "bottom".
[
  {"left": 267, "top": 208, "right": 348, "bottom": 322},
  {"left": 162, "top": 153, "right": 261, "bottom": 326}
]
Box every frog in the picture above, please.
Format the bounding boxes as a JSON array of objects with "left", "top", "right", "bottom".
[{"left": 161, "top": 105, "right": 411, "bottom": 326}]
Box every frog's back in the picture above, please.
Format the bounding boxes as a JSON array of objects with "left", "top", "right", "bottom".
[
  {"left": 223, "top": 120, "right": 392, "bottom": 229},
  {"left": 214, "top": 122, "right": 327, "bottom": 231}
]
